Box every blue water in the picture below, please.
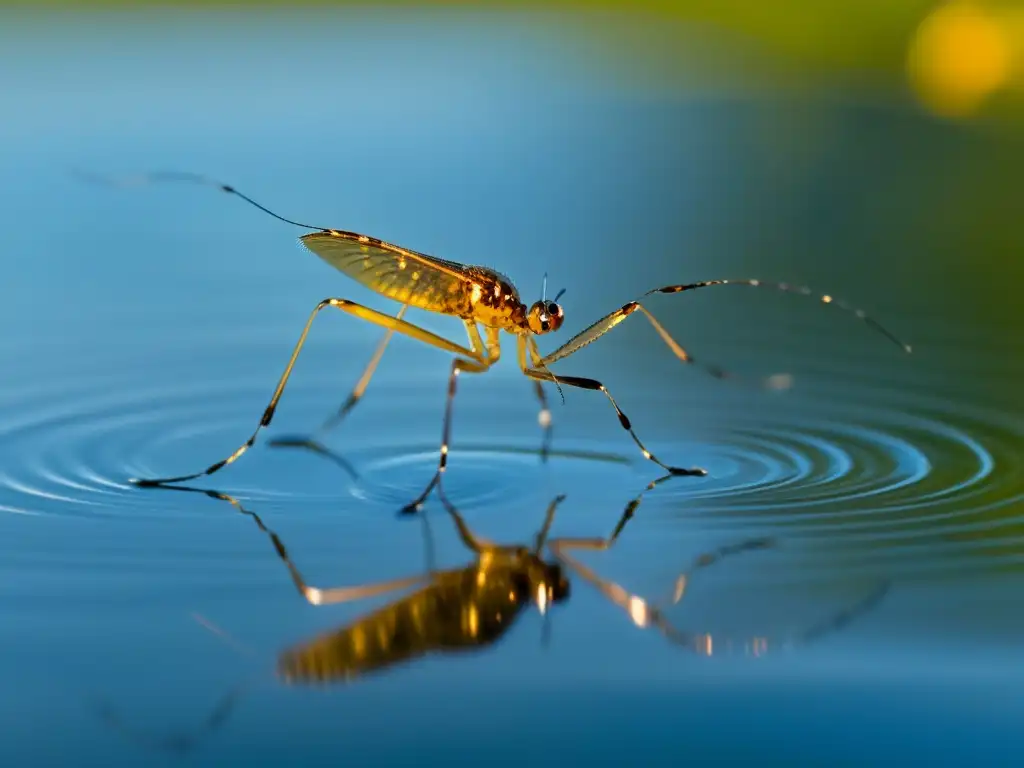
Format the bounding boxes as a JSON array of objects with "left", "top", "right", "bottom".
[{"left": 2, "top": 8, "right": 1023, "bottom": 766}]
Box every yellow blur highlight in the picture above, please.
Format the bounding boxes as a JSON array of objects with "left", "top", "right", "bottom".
[{"left": 908, "top": 1, "right": 1023, "bottom": 117}]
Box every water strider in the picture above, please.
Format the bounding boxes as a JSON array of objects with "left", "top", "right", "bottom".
[{"left": 87, "top": 171, "right": 912, "bottom": 511}]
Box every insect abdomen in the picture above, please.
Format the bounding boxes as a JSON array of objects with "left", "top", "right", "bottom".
[{"left": 277, "top": 574, "right": 522, "bottom": 684}]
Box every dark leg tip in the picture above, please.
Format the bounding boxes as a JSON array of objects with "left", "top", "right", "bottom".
[
  {"left": 669, "top": 466, "right": 707, "bottom": 477},
  {"left": 399, "top": 501, "right": 423, "bottom": 516},
  {"left": 130, "top": 477, "right": 161, "bottom": 488}
]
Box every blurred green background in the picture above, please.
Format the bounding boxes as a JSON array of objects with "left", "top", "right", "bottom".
[{"left": 13, "top": 0, "right": 1024, "bottom": 118}]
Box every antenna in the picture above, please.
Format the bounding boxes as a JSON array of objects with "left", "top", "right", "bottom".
[{"left": 72, "top": 168, "right": 329, "bottom": 232}]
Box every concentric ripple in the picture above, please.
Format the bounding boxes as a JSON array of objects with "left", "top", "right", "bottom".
[
  {"left": 0, "top": 365, "right": 633, "bottom": 520},
  {"left": 624, "top": 369, "right": 1024, "bottom": 578},
  {"left": 1, "top": 340, "right": 1022, "bottom": 579}
]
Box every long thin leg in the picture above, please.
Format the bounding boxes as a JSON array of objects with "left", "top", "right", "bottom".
[
  {"left": 537, "top": 279, "right": 912, "bottom": 372},
  {"left": 532, "top": 380, "right": 554, "bottom": 461},
  {"left": 548, "top": 476, "right": 708, "bottom": 648},
  {"left": 550, "top": 481, "right": 775, "bottom": 654},
  {"left": 314, "top": 303, "right": 409, "bottom": 436},
  {"left": 93, "top": 685, "right": 245, "bottom": 757},
  {"left": 532, "top": 493, "right": 567, "bottom": 553},
  {"left": 437, "top": 482, "right": 570, "bottom": 556},
  {"left": 794, "top": 582, "right": 891, "bottom": 647},
  {"left": 670, "top": 562, "right": 890, "bottom": 655},
  {"left": 533, "top": 493, "right": 568, "bottom": 648},
  {"left": 90, "top": 481, "right": 435, "bottom": 755},
  {"left": 436, "top": 483, "right": 499, "bottom": 552},
  {"left": 553, "top": 488, "right": 889, "bottom": 655},
  {"left": 420, "top": 510, "right": 438, "bottom": 575},
  {"left": 520, "top": 337, "right": 705, "bottom": 477},
  {"left": 670, "top": 538, "right": 776, "bottom": 604},
  {"left": 131, "top": 299, "right": 484, "bottom": 487},
  {"left": 267, "top": 304, "right": 409, "bottom": 468},
  {"left": 547, "top": 473, "right": 673, "bottom": 558},
  {"left": 166, "top": 485, "right": 432, "bottom": 606},
  {"left": 526, "top": 335, "right": 565, "bottom": 403},
  {"left": 536, "top": 382, "right": 552, "bottom": 460},
  {"left": 400, "top": 354, "right": 491, "bottom": 514},
  {"left": 400, "top": 322, "right": 494, "bottom": 514},
  {"left": 522, "top": 335, "right": 555, "bottom": 460},
  {"left": 262, "top": 436, "right": 360, "bottom": 481}
]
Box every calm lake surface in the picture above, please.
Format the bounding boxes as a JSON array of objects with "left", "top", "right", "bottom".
[{"left": 2, "top": 8, "right": 1023, "bottom": 766}]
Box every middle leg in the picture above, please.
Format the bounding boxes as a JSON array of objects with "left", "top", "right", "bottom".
[
  {"left": 400, "top": 322, "right": 494, "bottom": 514},
  {"left": 532, "top": 380, "right": 553, "bottom": 462},
  {"left": 521, "top": 336, "right": 555, "bottom": 461}
]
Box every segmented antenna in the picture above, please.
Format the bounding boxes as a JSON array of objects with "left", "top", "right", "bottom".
[
  {"left": 651, "top": 280, "right": 912, "bottom": 354},
  {"left": 72, "top": 168, "right": 329, "bottom": 232}
]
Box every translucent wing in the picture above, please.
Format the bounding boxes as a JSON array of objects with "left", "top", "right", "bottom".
[{"left": 300, "top": 230, "right": 475, "bottom": 314}]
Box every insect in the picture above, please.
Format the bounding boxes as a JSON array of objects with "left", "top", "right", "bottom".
[
  {"left": 95, "top": 478, "right": 889, "bottom": 755},
  {"left": 92, "top": 171, "right": 912, "bottom": 511}
]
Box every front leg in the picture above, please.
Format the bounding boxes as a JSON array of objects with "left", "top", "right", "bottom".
[
  {"left": 177, "top": 486, "right": 432, "bottom": 605},
  {"left": 518, "top": 336, "right": 704, "bottom": 477}
]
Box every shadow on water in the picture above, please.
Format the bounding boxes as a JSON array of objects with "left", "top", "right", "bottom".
[{"left": 91, "top": 450, "right": 891, "bottom": 757}]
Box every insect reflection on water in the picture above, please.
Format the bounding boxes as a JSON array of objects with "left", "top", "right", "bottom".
[
  {"left": 94, "top": 455, "right": 890, "bottom": 755},
  {"left": 85, "top": 171, "right": 912, "bottom": 513}
]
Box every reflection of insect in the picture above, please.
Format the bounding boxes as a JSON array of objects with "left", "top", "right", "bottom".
[
  {"left": 90, "top": 171, "right": 912, "bottom": 510},
  {"left": 177, "top": 472, "right": 888, "bottom": 679},
  {"left": 95, "top": 477, "right": 890, "bottom": 754},
  {"left": 166, "top": 484, "right": 627, "bottom": 684}
]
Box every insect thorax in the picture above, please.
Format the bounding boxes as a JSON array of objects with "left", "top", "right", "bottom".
[{"left": 465, "top": 267, "right": 527, "bottom": 331}]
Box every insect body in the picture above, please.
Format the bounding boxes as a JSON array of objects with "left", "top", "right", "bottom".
[{"left": 97, "top": 172, "right": 912, "bottom": 511}]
